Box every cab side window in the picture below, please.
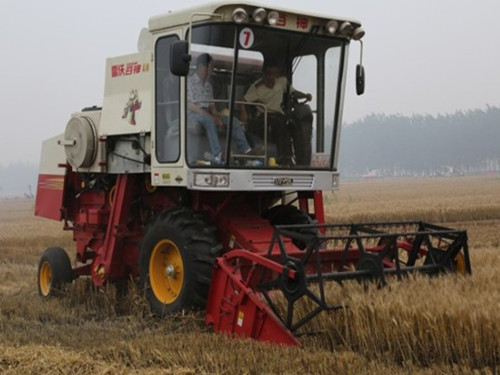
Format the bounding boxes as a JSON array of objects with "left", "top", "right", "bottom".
[{"left": 156, "top": 36, "right": 180, "bottom": 162}]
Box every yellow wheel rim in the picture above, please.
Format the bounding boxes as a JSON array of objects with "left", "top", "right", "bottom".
[
  {"left": 109, "top": 185, "right": 116, "bottom": 207},
  {"left": 145, "top": 176, "right": 156, "bottom": 193},
  {"left": 453, "top": 252, "right": 467, "bottom": 275},
  {"left": 149, "top": 239, "right": 184, "bottom": 304},
  {"left": 39, "top": 261, "right": 52, "bottom": 297}
]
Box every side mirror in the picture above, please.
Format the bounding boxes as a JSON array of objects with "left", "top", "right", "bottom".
[
  {"left": 170, "top": 41, "right": 191, "bottom": 76},
  {"left": 356, "top": 64, "right": 365, "bottom": 95}
]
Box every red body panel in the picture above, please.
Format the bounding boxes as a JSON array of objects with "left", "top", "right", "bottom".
[
  {"left": 35, "top": 173, "right": 65, "bottom": 220},
  {"left": 206, "top": 251, "right": 300, "bottom": 346},
  {"left": 90, "top": 174, "right": 142, "bottom": 285}
]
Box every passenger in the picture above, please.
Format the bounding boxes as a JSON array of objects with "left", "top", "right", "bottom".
[
  {"left": 240, "top": 61, "right": 312, "bottom": 166},
  {"left": 187, "top": 53, "right": 260, "bottom": 165}
]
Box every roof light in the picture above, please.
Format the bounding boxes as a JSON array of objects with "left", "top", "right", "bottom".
[
  {"left": 267, "top": 10, "right": 279, "bottom": 26},
  {"left": 339, "top": 22, "right": 353, "bottom": 37},
  {"left": 352, "top": 27, "right": 365, "bottom": 40},
  {"left": 232, "top": 8, "right": 248, "bottom": 23},
  {"left": 252, "top": 8, "right": 267, "bottom": 23},
  {"left": 325, "top": 20, "right": 338, "bottom": 35}
]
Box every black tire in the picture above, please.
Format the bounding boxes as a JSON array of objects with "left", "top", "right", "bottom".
[
  {"left": 139, "top": 207, "right": 222, "bottom": 317},
  {"left": 37, "top": 247, "right": 73, "bottom": 298},
  {"left": 264, "top": 205, "right": 317, "bottom": 250}
]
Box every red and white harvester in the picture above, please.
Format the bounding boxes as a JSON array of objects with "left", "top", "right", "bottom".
[{"left": 35, "top": 2, "right": 470, "bottom": 346}]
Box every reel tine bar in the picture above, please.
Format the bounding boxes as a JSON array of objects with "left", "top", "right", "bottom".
[{"left": 206, "top": 221, "right": 470, "bottom": 345}]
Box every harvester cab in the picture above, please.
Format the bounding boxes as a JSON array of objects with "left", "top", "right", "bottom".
[{"left": 35, "top": 2, "right": 470, "bottom": 346}]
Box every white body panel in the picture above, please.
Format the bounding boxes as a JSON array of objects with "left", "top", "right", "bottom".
[
  {"left": 101, "top": 52, "right": 153, "bottom": 136},
  {"left": 39, "top": 134, "right": 67, "bottom": 175},
  {"left": 151, "top": 166, "right": 188, "bottom": 187}
]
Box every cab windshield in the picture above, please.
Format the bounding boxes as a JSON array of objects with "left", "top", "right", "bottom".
[{"left": 186, "top": 24, "right": 346, "bottom": 170}]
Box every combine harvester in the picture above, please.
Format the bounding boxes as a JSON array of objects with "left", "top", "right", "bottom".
[{"left": 35, "top": 2, "right": 470, "bottom": 346}]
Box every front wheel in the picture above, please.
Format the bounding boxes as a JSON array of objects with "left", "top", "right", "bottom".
[
  {"left": 139, "top": 207, "right": 222, "bottom": 317},
  {"left": 37, "top": 247, "right": 73, "bottom": 298}
]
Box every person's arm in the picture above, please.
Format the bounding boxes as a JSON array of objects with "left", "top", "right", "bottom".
[
  {"left": 240, "top": 83, "right": 260, "bottom": 123},
  {"left": 187, "top": 77, "right": 209, "bottom": 115},
  {"left": 239, "top": 102, "right": 248, "bottom": 123},
  {"left": 208, "top": 103, "right": 223, "bottom": 127},
  {"left": 187, "top": 101, "right": 223, "bottom": 127},
  {"left": 187, "top": 78, "right": 223, "bottom": 126},
  {"left": 188, "top": 101, "right": 209, "bottom": 115},
  {"left": 205, "top": 83, "right": 223, "bottom": 126}
]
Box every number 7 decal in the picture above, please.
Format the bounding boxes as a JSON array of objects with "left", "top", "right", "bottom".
[{"left": 239, "top": 28, "right": 254, "bottom": 49}]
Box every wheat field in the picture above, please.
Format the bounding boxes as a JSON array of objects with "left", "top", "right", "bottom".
[{"left": 1, "top": 175, "right": 499, "bottom": 374}]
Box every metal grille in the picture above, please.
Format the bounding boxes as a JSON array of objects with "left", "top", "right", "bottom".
[{"left": 251, "top": 173, "right": 314, "bottom": 188}]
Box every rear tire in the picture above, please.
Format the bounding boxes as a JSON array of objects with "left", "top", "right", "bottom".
[
  {"left": 37, "top": 247, "right": 73, "bottom": 298},
  {"left": 139, "top": 207, "right": 222, "bottom": 317}
]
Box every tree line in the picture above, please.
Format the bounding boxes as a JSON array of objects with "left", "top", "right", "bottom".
[{"left": 338, "top": 105, "right": 500, "bottom": 177}]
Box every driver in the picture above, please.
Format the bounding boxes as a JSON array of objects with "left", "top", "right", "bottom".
[{"left": 241, "top": 61, "right": 312, "bottom": 166}]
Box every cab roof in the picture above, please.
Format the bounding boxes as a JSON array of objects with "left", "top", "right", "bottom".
[{"left": 148, "top": 1, "right": 362, "bottom": 35}]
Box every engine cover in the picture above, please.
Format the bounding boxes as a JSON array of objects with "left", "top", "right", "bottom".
[{"left": 64, "top": 116, "right": 97, "bottom": 168}]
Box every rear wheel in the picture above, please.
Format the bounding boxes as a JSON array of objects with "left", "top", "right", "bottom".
[
  {"left": 37, "top": 247, "right": 73, "bottom": 298},
  {"left": 139, "top": 207, "right": 222, "bottom": 317}
]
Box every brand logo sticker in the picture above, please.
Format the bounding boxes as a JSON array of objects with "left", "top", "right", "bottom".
[
  {"left": 122, "top": 89, "right": 142, "bottom": 125},
  {"left": 273, "top": 177, "right": 294, "bottom": 186}
]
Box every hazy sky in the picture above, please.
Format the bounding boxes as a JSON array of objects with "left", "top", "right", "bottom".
[{"left": 1, "top": 0, "right": 498, "bottom": 166}]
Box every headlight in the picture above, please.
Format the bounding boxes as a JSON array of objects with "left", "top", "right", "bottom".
[
  {"left": 267, "top": 10, "right": 279, "bottom": 25},
  {"left": 194, "top": 172, "right": 230, "bottom": 188},
  {"left": 352, "top": 27, "right": 365, "bottom": 40},
  {"left": 339, "top": 21, "right": 353, "bottom": 37},
  {"left": 232, "top": 8, "right": 248, "bottom": 23},
  {"left": 325, "top": 20, "right": 338, "bottom": 35},
  {"left": 252, "top": 8, "right": 267, "bottom": 23}
]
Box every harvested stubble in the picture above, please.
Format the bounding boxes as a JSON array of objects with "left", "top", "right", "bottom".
[{"left": 1, "top": 175, "right": 499, "bottom": 374}]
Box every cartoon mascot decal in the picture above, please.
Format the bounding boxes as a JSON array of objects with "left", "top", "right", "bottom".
[{"left": 122, "top": 89, "right": 142, "bottom": 125}]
